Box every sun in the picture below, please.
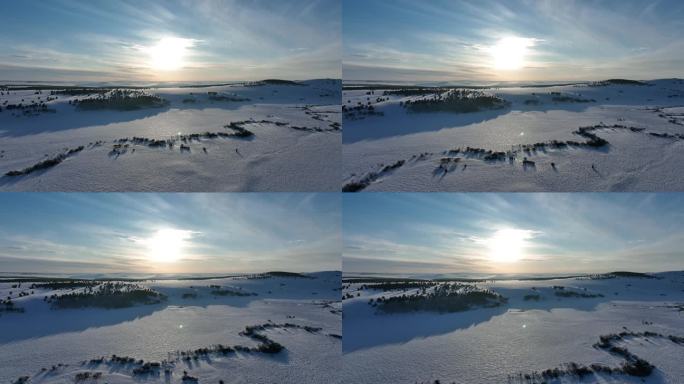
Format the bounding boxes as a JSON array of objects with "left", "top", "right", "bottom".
[
  {"left": 490, "top": 37, "right": 533, "bottom": 71},
  {"left": 145, "top": 228, "right": 192, "bottom": 263},
  {"left": 148, "top": 37, "right": 193, "bottom": 71},
  {"left": 487, "top": 228, "right": 535, "bottom": 263}
]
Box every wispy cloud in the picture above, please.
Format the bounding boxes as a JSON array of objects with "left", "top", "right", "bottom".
[
  {"left": 0, "top": 0, "right": 341, "bottom": 81},
  {"left": 343, "top": 0, "right": 684, "bottom": 81},
  {"left": 343, "top": 193, "right": 684, "bottom": 274},
  {"left": 0, "top": 193, "right": 340, "bottom": 274}
]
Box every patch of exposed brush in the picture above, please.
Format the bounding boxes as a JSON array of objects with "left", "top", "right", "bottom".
[
  {"left": 510, "top": 330, "right": 684, "bottom": 383},
  {"left": 372, "top": 283, "right": 507, "bottom": 314},
  {"left": 342, "top": 160, "right": 405, "bottom": 192},
  {"left": 552, "top": 286, "right": 604, "bottom": 298},
  {"left": 590, "top": 79, "right": 648, "bottom": 86},
  {"left": 246, "top": 79, "right": 306, "bottom": 87},
  {"left": 74, "top": 90, "right": 168, "bottom": 111},
  {"left": 1, "top": 297, "right": 25, "bottom": 313},
  {"left": 46, "top": 282, "right": 166, "bottom": 309},
  {"left": 344, "top": 122, "right": 684, "bottom": 191},
  {"left": 210, "top": 287, "right": 257, "bottom": 297},
  {"left": 523, "top": 293, "right": 542, "bottom": 301},
  {"left": 29, "top": 280, "right": 99, "bottom": 290},
  {"left": 343, "top": 103, "right": 384, "bottom": 120},
  {"left": 207, "top": 91, "right": 250, "bottom": 102},
  {"left": 401, "top": 89, "right": 509, "bottom": 114},
  {"left": 74, "top": 371, "right": 103, "bottom": 382},
  {"left": 5, "top": 146, "right": 84, "bottom": 177}
]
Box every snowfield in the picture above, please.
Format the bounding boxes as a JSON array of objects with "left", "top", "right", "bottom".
[
  {"left": 0, "top": 79, "right": 341, "bottom": 191},
  {"left": 342, "top": 79, "right": 684, "bottom": 191},
  {"left": 342, "top": 271, "right": 684, "bottom": 383},
  {"left": 0, "top": 271, "right": 341, "bottom": 384}
]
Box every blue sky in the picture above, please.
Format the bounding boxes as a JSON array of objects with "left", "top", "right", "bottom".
[
  {"left": 0, "top": 0, "right": 341, "bottom": 82},
  {"left": 344, "top": 194, "right": 684, "bottom": 274},
  {"left": 0, "top": 193, "right": 340, "bottom": 274},
  {"left": 344, "top": 0, "right": 684, "bottom": 82}
]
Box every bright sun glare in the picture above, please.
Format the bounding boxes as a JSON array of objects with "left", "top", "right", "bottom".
[
  {"left": 146, "top": 228, "right": 192, "bottom": 263},
  {"left": 148, "top": 37, "right": 193, "bottom": 71},
  {"left": 487, "top": 228, "right": 535, "bottom": 263},
  {"left": 490, "top": 37, "right": 534, "bottom": 71}
]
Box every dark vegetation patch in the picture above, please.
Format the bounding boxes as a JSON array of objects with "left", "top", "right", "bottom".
[
  {"left": 551, "top": 94, "right": 596, "bottom": 103},
  {"left": 110, "top": 118, "right": 331, "bottom": 157},
  {"left": 1, "top": 297, "right": 25, "bottom": 314},
  {"left": 29, "top": 281, "right": 99, "bottom": 290},
  {"left": 16, "top": 317, "right": 338, "bottom": 382},
  {"left": 207, "top": 91, "right": 250, "bottom": 102},
  {"left": 343, "top": 102, "right": 384, "bottom": 120},
  {"left": 73, "top": 90, "right": 168, "bottom": 111},
  {"left": 211, "top": 287, "right": 257, "bottom": 297},
  {"left": 510, "top": 330, "right": 684, "bottom": 383},
  {"left": 301, "top": 105, "right": 342, "bottom": 131},
  {"left": 611, "top": 271, "right": 655, "bottom": 278},
  {"left": 342, "top": 277, "right": 429, "bottom": 284},
  {"left": 12, "top": 376, "right": 29, "bottom": 384},
  {"left": 383, "top": 88, "right": 441, "bottom": 97},
  {"left": 343, "top": 122, "right": 681, "bottom": 192},
  {"left": 2, "top": 99, "right": 57, "bottom": 116},
  {"left": 267, "top": 271, "right": 314, "bottom": 279},
  {"left": 342, "top": 160, "right": 406, "bottom": 192},
  {"left": 360, "top": 281, "right": 439, "bottom": 292},
  {"left": 74, "top": 371, "right": 103, "bottom": 382},
  {"left": 552, "top": 286, "right": 603, "bottom": 298},
  {"left": 246, "top": 79, "right": 306, "bottom": 87},
  {"left": 401, "top": 89, "right": 509, "bottom": 114},
  {"left": 652, "top": 107, "right": 684, "bottom": 126},
  {"left": 582, "top": 271, "right": 657, "bottom": 280},
  {"left": 4, "top": 146, "right": 84, "bottom": 177},
  {"left": 371, "top": 283, "right": 507, "bottom": 314},
  {"left": 591, "top": 79, "right": 648, "bottom": 86},
  {"left": 51, "top": 89, "right": 109, "bottom": 96},
  {"left": 46, "top": 282, "right": 166, "bottom": 309}
]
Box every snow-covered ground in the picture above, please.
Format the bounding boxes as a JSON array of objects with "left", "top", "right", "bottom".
[
  {"left": 0, "top": 79, "right": 341, "bottom": 191},
  {"left": 342, "top": 271, "right": 684, "bottom": 383},
  {"left": 343, "top": 79, "right": 684, "bottom": 191},
  {"left": 0, "top": 271, "right": 341, "bottom": 384}
]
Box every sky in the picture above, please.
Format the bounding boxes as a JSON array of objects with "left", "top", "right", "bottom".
[
  {"left": 343, "top": 193, "right": 684, "bottom": 275},
  {"left": 343, "top": 0, "right": 684, "bottom": 82},
  {"left": 0, "top": 193, "right": 340, "bottom": 274},
  {"left": 0, "top": 0, "right": 341, "bottom": 82}
]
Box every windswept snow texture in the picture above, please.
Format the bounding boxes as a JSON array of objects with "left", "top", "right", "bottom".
[
  {"left": 343, "top": 79, "right": 684, "bottom": 191},
  {"left": 0, "top": 271, "right": 341, "bottom": 384},
  {"left": 342, "top": 272, "right": 684, "bottom": 383},
  {"left": 0, "top": 79, "right": 341, "bottom": 191}
]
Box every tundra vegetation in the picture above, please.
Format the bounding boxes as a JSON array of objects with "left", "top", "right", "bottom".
[
  {"left": 45, "top": 282, "right": 166, "bottom": 309},
  {"left": 510, "top": 330, "right": 684, "bottom": 383},
  {"left": 364, "top": 282, "right": 508, "bottom": 314}
]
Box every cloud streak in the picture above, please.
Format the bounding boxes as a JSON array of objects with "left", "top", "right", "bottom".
[
  {"left": 343, "top": 0, "right": 684, "bottom": 81},
  {"left": 343, "top": 193, "right": 684, "bottom": 274},
  {"left": 0, "top": 193, "right": 340, "bottom": 274},
  {"left": 0, "top": 0, "right": 341, "bottom": 81}
]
